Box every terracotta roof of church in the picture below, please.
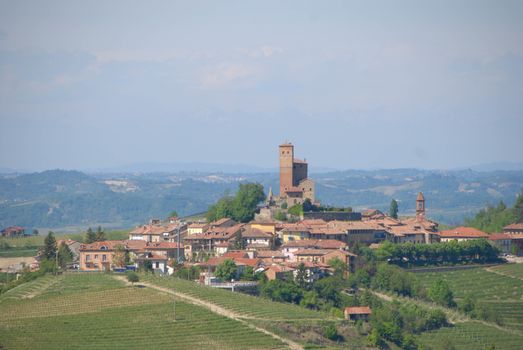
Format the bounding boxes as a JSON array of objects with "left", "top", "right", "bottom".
[{"left": 417, "top": 192, "right": 425, "bottom": 201}]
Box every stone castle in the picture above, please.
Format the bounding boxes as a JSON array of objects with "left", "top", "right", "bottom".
[{"left": 276, "top": 142, "right": 316, "bottom": 206}]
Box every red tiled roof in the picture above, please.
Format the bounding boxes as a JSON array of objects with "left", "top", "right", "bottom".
[
  {"left": 242, "top": 227, "right": 272, "bottom": 238},
  {"left": 256, "top": 250, "right": 286, "bottom": 258},
  {"left": 345, "top": 306, "right": 371, "bottom": 315},
  {"left": 504, "top": 223, "right": 523, "bottom": 230},
  {"left": 294, "top": 249, "right": 331, "bottom": 256},
  {"left": 223, "top": 251, "right": 250, "bottom": 259},
  {"left": 211, "top": 218, "right": 235, "bottom": 226},
  {"left": 129, "top": 223, "right": 179, "bottom": 235},
  {"left": 146, "top": 242, "right": 183, "bottom": 249},
  {"left": 438, "top": 227, "right": 488, "bottom": 238},
  {"left": 203, "top": 256, "right": 261, "bottom": 268},
  {"left": 417, "top": 192, "right": 425, "bottom": 201},
  {"left": 281, "top": 239, "right": 346, "bottom": 250},
  {"left": 489, "top": 233, "right": 511, "bottom": 241}
]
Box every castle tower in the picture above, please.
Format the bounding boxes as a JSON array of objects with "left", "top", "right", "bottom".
[
  {"left": 279, "top": 143, "right": 294, "bottom": 196},
  {"left": 416, "top": 192, "right": 425, "bottom": 220}
]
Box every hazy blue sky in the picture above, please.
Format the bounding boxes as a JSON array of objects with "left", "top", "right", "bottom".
[{"left": 1, "top": 1, "right": 522, "bottom": 171}]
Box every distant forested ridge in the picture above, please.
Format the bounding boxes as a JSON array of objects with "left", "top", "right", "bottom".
[
  {"left": 0, "top": 169, "right": 522, "bottom": 230},
  {"left": 464, "top": 193, "right": 523, "bottom": 232}
]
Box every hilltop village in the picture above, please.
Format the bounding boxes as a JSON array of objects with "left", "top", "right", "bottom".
[{"left": 30, "top": 142, "right": 517, "bottom": 284}]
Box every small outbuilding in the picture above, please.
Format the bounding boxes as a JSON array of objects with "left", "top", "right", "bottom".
[{"left": 344, "top": 306, "right": 372, "bottom": 321}]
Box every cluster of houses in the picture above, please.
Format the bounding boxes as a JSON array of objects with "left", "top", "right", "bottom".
[{"left": 67, "top": 192, "right": 523, "bottom": 285}]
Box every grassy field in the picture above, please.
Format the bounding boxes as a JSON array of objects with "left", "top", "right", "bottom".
[
  {"left": 140, "top": 274, "right": 331, "bottom": 321},
  {"left": 0, "top": 273, "right": 287, "bottom": 349},
  {"left": 399, "top": 264, "right": 523, "bottom": 349}
]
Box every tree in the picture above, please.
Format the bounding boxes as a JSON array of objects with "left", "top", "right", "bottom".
[
  {"left": 389, "top": 199, "right": 399, "bottom": 219},
  {"left": 328, "top": 257, "right": 347, "bottom": 278},
  {"left": 300, "top": 290, "right": 319, "bottom": 309},
  {"left": 274, "top": 211, "right": 287, "bottom": 221},
  {"left": 428, "top": 278, "right": 455, "bottom": 307},
  {"left": 288, "top": 203, "right": 303, "bottom": 217},
  {"left": 32, "top": 229, "right": 39, "bottom": 236},
  {"left": 169, "top": 210, "right": 178, "bottom": 218},
  {"left": 242, "top": 266, "right": 255, "bottom": 280},
  {"left": 206, "top": 183, "right": 265, "bottom": 223},
  {"left": 127, "top": 271, "right": 139, "bottom": 286},
  {"left": 323, "top": 324, "right": 339, "bottom": 341},
  {"left": 95, "top": 226, "right": 106, "bottom": 242},
  {"left": 232, "top": 183, "right": 266, "bottom": 222},
  {"left": 85, "top": 227, "right": 96, "bottom": 244},
  {"left": 295, "top": 263, "right": 309, "bottom": 289},
  {"left": 43, "top": 231, "right": 57, "bottom": 261},
  {"left": 113, "top": 244, "right": 129, "bottom": 268},
  {"left": 57, "top": 241, "right": 73, "bottom": 269},
  {"left": 215, "top": 259, "right": 237, "bottom": 281}
]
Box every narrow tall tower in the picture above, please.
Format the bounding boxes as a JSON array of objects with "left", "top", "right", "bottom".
[
  {"left": 279, "top": 143, "right": 294, "bottom": 196},
  {"left": 416, "top": 192, "right": 425, "bottom": 220}
]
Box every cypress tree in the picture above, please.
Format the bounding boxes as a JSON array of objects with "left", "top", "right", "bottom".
[
  {"left": 95, "top": 226, "right": 106, "bottom": 242},
  {"left": 43, "top": 231, "right": 57, "bottom": 261},
  {"left": 85, "top": 227, "right": 96, "bottom": 244},
  {"left": 389, "top": 199, "right": 399, "bottom": 219}
]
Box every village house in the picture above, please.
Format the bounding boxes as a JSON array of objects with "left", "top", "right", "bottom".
[
  {"left": 294, "top": 249, "right": 356, "bottom": 274},
  {"left": 187, "top": 223, "right": 209, "bottom": 235},
  {"left": 183, "top": 223, "right": 243, "bottom": 258},
  {"left": 489, "top": 233, "right": 513, "bottom": 254},
  {"left": 281, "top": 239, "right": 348, "bottom": 262},
  {"left": 56, "top": 239, "right": 82, "bottom": 263},
  {"left": 344, "top": 306, "right": 372, "bottom": 321},
  {"left": 264, "top": 264, "right": 295, "bottom": 281},
  {"left": 1, "top": 226, "right": 25, "bottom": 237},
  {"left": 242, "top": 226, "right": 273, "bottom": 250},
  {"left": 198, "top": 255, "right": 262, "bottom": 280},
  {"left": 255, "top": 250, "right": 287, "bottom": 264},
  {"left": 128, "top": 218, "right": 185, "bottom": 242},
  {"left": 438, "top": 227, "right": 489, "bottom": 242},
  {"left": 504, "top": 223, "right": 523, "bottom": 234},
  {"left": 79, "top": 240, "right": 183, "bottom": 273},
  {"left": 249, "top": 221, "right": 277, "bottom": 235}
]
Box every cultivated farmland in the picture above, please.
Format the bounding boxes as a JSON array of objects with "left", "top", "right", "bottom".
[
  {"left": 140, "top": 274, "right": 331, "bottom": 321},
  {"left": 0, "top": 273, "right": 288, "bottom": 349},
  {"left": 418, "top": 321, "right": 523, "bottom": 350},
  {"left": 399, "top": 264, "right": 523, "bottom": 349}
]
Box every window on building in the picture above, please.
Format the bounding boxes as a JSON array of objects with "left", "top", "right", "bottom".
[
  {"left": 155, "top": 262, "right": 160, "bottom": 269},
  {"left": 102, "top": 254, "right": 106, "bottom": 262},
  {"left": 86, "top": 254, "right": 91, "bottom": 261},
  {"left": 94, "top": 254, "right": 98, "bottom": 259}
]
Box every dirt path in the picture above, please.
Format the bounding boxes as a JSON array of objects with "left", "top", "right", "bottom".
[
  {"left": 113, "top": 275, "right": 303, "bottom": 350},
  {"left": 486, "top": 266, "right": 523, "bottom": 282}
]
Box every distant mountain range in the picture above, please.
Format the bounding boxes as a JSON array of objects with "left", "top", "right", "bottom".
[{"left": 1, "top": 168, "right": 522, "bottom": 231}]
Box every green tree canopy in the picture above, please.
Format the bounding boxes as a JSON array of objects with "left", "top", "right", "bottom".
[
  {"left": 428, "top": 278, "right": 455, "bottom": 307},
  {"left": 206, "top": 183, "right": 265, "bottom": 223},
  {"left": 215, "top": 259, "right": 237, "bottom": 281},
  {"left": 127, "top": 271, "right": 139, "bottom": 285}
]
